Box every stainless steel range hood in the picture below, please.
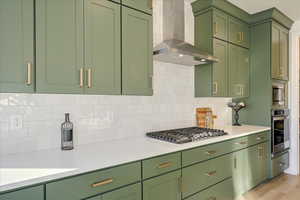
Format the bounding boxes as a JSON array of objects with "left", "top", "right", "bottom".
[{"left": 153, "top": 0, "right": 218, "bottom": 66}]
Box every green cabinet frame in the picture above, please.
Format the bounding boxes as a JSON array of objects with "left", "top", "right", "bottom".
[
  {"left": 0, "top": 0, "right": 35, "bottom": 93},
  {"left": 0, "top": 186, "right": 44, "bottom": 200},
  {"left": 143, "top": 170, "right": 181, "bottom": 200},
  {"left": 122, "top": 7, "right": 153, "bottom": 96},
  {"left": 122, "top": 0, "right": 152, "bottom": 14}
]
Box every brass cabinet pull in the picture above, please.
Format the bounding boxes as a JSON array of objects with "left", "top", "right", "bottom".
[
  {"left": 26, "top": 62, "right": 32, "bottom": 85},
  {"left": 87, "top": 68, "right": 92, "bottom": 88},
  {"left": 235, "top": 141, "right": 247, "bottom": 145},
  {"left": 213, "top": 82, "right": 218, "bottom": 95},
  {"left": 256, "top": 136, "right": 264, "bottom": 140},
  {"left": 91, "top": 178, "right": 113, "bottom": 188},
  {"left": 237, "top": 32, "right": 242, "bottom": 42},
  {"left": 279, "top": 162, "right": 285, "bottom": 167},
  {"left": 157, "top": 162, "right": 172, "bottom": 169},
  {"left": 213, "top": 22, "right": 218, "bottom": 35},
  {"left": 241, "top": 32, "right": 244, "bottom": 41},
  {"left": 79, "top": 68, "right": 84, "bottom": 88},
  {"left": 205, "top": 170, "right": 217, "bottom": 177},
  {"left": 205, "top": 150, "right": 217, "bottom": 155}
]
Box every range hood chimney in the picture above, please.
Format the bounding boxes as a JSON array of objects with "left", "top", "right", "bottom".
[{"left": 153, "top": 0, "right": 218, "bottom": 66}]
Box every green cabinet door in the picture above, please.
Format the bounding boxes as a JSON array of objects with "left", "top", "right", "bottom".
[
  {"left": 36, "top": 0, "right": 84, "bottom": 94},
  {"left": 229, "top": 44, "right": 250, "bottom": 98},
  {"left": 232, "top": 148, "right": 250, "bottom": 197},
  {"left": 88, "top": 183, "right": 141, "bottom": 200},
  {"left": 0, "top": 0, "right": 35, "bottom": 93},
  {"left": 84, "top": 0, "right": 121, "bottom": 95},
  {"left": 229, "top": 16, "right": 250, "bottom": 48},
  {"left": 0, "top": 186, "right": 44, "bottom": 200},
  {"left": 122, "top": 0, "right": 152, "bottom": 14},
  {"left": 272, "top": 22, "right": 289, "bottom": 81},
  {"left": 212, "top": 39, "right": 228, "bottom": 97},
  {"left": 213, "top": 9, "right": 228, "bottom": 41},
  {"left": 122, "top": 7, "right": 153, "bottom": 96},
  {"left": 143, "top": 170, "right": 181, "bottom": 200},
  {"left": 248, "top": 142, "right": 269, "bottom": 189}
]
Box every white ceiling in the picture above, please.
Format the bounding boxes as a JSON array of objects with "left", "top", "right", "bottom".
[
  {"left": 186, "top": 0, "right": 299, "bottom": 21},
  {"left": 227, "top": 0, "right": 299, "bottom": 21}
]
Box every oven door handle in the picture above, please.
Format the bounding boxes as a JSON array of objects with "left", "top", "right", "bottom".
[{"left": 273, "top": 116, "right": 287, "bottom": 121}]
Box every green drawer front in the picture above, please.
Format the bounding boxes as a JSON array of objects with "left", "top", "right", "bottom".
[
  {"left": 248, "top": 131, "right": 269, "bottom": 146},
  {"left": 142, "top": 152, "right": 181, "bottom": 179},
  {"left": 186, "top": 178, "right": 234, "bottom": 200},
  {"left": 46, "top": 162, "right": 141, "bottom": 200},
  {"left": 0, "top": 186, "right": 43, "bottom": 200},
  {"left": 122, "top": 0, "right": 152, "bottom": 14},
  {"left": 182, "top": 140, "right": 233, "bottom": 167},
  {"left": 272, "top": 151, "right": 289, "bottom": 177},
  {"left": 182, "top": 154, "right": 232, "bottom": 198},
  {"left": 231, "top": 136, "right": 249, "bottom": 151}
]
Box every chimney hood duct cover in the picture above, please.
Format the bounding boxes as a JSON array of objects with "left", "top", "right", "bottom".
[{"left": 153, "top": 0, "right": 218, "bottom": 66}]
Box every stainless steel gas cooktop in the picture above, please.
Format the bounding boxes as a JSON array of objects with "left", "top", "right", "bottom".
[{"left": 146, "top": 127, "right": 228, "bottom": 144}]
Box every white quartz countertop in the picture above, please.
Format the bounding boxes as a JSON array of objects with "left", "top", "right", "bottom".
[{"left": 0, "top": 125, "right": 270, "bottom": 193}]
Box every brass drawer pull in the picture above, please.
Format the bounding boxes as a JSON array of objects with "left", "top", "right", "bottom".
[
  {"left": 79, "top": 68, "right": 84, "bottom": 88},
  {"left": 256, "top": 136, "right": 264, "bottom": 140},
  {"left": 205, "top": 170, "right": 217, "bottom": 177},
  {"left": 235, "top": 141, "right": 247, "bottom": 145},
  {"left": 213, "top": 22, "right": 218, "bottom": 35},
  {"left": 148, "top": 0, "right": 153, "bottom": 9},
  {"left": 213, "top": 82, "right": 218, "bottom": 95},
  {"left": 91, "top": 178, "right": 113, "bottom": 188},
  {"left": 157, "top": 162, "right": 172, "bottom": 169},
  {"left": 26, "top": 62, "right": 32, "bottom": 85},
  {"left": 205, "top": 150, "right": 217, "bottom": 155},
  {"left": 279, "top": 162, "right": 285, "bottom": 167}
]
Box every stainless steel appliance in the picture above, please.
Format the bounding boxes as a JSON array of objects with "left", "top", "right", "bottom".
[
  {"left": 271, "top": 109, "right": 290, "bottom": 156},
  {"left": 146, "top": 127, "right": 228, "bottom": 144},
  {"left": 272, "top": 82, "right": 286, "bottom": 107}
]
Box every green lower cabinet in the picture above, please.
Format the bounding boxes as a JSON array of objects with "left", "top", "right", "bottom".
[
  {"left": 122, "top": 7, "right": 153, "bottom": 96},
  {"left": 182, "top": 154, "right": 232, "bottom": 198},
  {"left": 248, "top": 142, "right": 269, "bottom": 189},
  {"left": 143, "top": 170, "right": 181, "bottom": 200},
  {"left": 229, "top": 44, "right": 250, "bottom": 98},
  {"left": 36, "top": 0, "right": 84, "bottom": 94},
  {"left": 185, "top": 178, "right": 234, "bottom": 200},
  {"left": 0, "top": 0, "right": 35, "bottom": 93},
  {"left": 0, "top": 186, "right": 44, "bottom": 200},
  {"left": 84, "top": 0, "right": 121, "bottom": 95},
  {"left": 87, "top": 183, "right": 141, "bottom": 200},
  {"left": 232, "top": 148, "right": 251, "bottom": 197}
]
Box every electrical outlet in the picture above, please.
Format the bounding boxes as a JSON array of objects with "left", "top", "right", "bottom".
[{"left": 10, "top": 115, "right": 23, "bottom": 130}]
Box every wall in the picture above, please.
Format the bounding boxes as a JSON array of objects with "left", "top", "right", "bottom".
[
  {"left": 286, "top": 21, "right": 300, "bottom": 175},
  {"left": 0, "top": 0, "right": 232, "bottom": 156}
]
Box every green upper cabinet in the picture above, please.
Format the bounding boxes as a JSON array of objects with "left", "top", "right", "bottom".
[
  {"left": 122, "top": 0, "right": 152, "bottom": 14},
  {"left": 212, "top": 39, "right": 228, "bottom": 97},
  {"left": 36, "top": 0, "right": 84, "bottom": 94},
  {"left": 213, "top": 9, "right": 228, "bottom": 41},
  {"left": 84, "top": 0, "right": 121, "bottom": 95},
  {"left": 122, "top": 7, "right": 153, "bottom": 96},
  {"left": 272, "top": 22, "right": 289, "bottom": 81},
  {"left": 143, "top": 170, "right": 181, "bottom": 200},
  {"left": 229, "top": 44, "right": 250, "bottom": 98},
  {"left": 87, "top": 183, "right": 141, "bottom": 200},
  {"left": 229, "top": 16, "right": 250, "bottom": 48},
  {"left": 0, "top": 0, "right": 35, "bottom": 93},
  {"left": 0, "top": 186, "right": 44, "bottom": 200}
]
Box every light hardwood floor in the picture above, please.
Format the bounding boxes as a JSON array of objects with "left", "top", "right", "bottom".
[{"left": 238, "top": 174, "right": 300, "bottom": 200}]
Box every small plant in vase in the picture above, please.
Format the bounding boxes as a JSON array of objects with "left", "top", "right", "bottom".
[{"left": 227, "top": 102, "right": 246, "bottom": 126}]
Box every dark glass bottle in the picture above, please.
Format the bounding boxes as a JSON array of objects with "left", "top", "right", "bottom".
[{"left": 61, "top": 113, "right": 74, "bottom": 150}]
